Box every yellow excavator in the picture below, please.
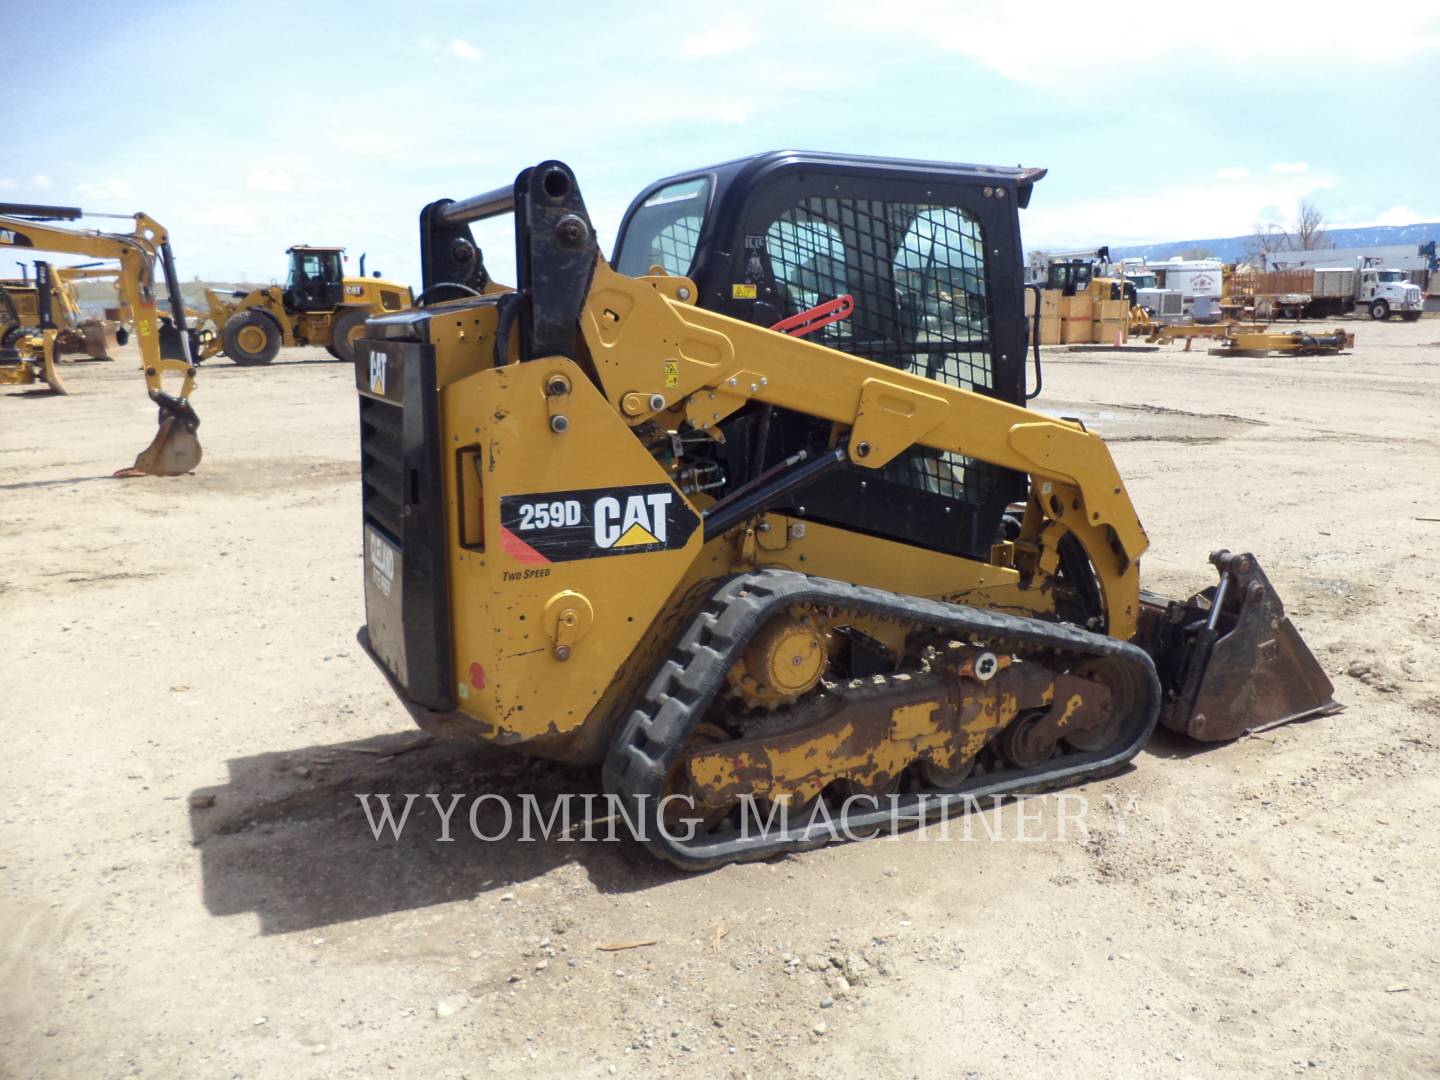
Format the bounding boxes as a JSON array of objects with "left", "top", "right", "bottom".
[
  {"left": 352, "top": 155, "right": 1338, "bottom": 869},
  {"left": 0, "top": 203, "right": 203, "bottom": 476}
]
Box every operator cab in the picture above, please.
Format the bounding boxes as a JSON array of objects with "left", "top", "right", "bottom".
[
  {"left": 285, "top": 245, "right": 345, "bottom": 312},
  {"left": 612, "top": 150, "right": 1045, "bottom": 559},
  {"left": 1045, "top": 259, "right": 1095, "bottom": 296}
]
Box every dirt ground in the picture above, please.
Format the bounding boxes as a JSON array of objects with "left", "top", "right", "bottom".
[{"left": 3, "top": 317, "right": 1438, "bottom": 1079}]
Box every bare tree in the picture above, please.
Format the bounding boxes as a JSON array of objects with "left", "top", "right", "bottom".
[
  {"left": 1246, "top": 221, "right": 1290, "bottom": 266},
  {"left": 1293, "top": 200, "right": 1332, "bottom": 250}
]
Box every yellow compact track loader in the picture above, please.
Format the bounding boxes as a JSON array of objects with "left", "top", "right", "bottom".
[
  {"left": 204, "top": 246, "right": 411, "bottom": 365},
  {"left": 352, "top": 155, "right": 1339, "bottom": 869},
  {"left": 0, "top": 203, "right": 203, "bottom": 476}
]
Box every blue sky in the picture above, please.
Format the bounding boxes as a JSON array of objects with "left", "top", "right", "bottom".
[{"left": 5, "top": 0, "right": 1438, "bottom": 285}]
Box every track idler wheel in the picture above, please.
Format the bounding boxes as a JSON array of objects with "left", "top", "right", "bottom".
[
  {"left": 998, "top": 709, "right": 1056, "bottom": 768},
  {"left": 661, "top": 722, "right": 736, "bottom": 834},
  {"left": 917, "top": 753, "right": 975, "bottom": 789}
]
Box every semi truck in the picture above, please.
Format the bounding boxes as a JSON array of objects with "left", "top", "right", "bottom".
[{"left": 1309, "top": 263, "right": 1423, "bottom": 320}]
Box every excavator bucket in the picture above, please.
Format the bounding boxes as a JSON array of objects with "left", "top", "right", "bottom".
[
  {"left": 1138, "top": 550, "right": 1340, "bottom": 741},
  {"left": 116, "top": 415, "right": 202, "bottom": 477}
]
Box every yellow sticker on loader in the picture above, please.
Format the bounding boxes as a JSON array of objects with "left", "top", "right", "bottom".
[{"left": 731, "top": 283, "right": 757, "bottom": 299}]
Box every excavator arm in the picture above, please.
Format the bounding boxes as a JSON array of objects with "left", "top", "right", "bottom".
[{"left": 0, "top": 204, "right": 202, "bottom": 475}]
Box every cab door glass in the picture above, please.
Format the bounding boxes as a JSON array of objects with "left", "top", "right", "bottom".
[{"left": 614, "top": 178, "right": 710, "bottom": 277}]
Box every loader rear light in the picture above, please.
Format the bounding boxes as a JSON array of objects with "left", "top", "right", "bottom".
[{"left": 457, "top": 444, "right": 485, "bottom": 550}]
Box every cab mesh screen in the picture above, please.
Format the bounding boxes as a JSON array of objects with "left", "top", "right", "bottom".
[{"left": 762, "top": 197, "right": 998, "bottom": 504}]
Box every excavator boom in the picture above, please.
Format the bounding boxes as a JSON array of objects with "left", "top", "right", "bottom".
[{"left": 0, "top": 204, "right": 202, "bottom": 475}]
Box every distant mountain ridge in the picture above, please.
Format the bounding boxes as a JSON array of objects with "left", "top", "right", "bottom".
[{"left": 1105, "top": 222, "right": 1440, "bottom": 264}]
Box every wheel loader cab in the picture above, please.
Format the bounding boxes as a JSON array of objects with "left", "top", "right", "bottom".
[
  {"left": 612, "top": 152, "right": 1038, "bottom": 559},
  {"left": 284, "top": 246, "right": 344, "bottom": 312}
]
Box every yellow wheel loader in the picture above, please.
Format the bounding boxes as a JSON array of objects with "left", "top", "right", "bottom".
[
  {"left": 0, "top": 203, "right": 203, "bottom": 476},
  {"left": 204, "top": 247, "right": 411, "bottom": 365},
  {"left": 352, "top": 155, "right": 1338, "bottom": 869}
]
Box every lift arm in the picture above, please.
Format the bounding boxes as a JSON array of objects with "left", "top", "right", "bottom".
[{"left": 578, "top": 260, "right": 1150, "bottom": 639}]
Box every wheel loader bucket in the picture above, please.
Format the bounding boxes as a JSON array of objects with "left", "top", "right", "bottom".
[
  {"left": 115, "top": 416, "right": 202, "bottom": 477},
  {"left": 78, "top": 319, "right": 119, "bottom": 360},
  {"left": 1138, "top": 550, "right": 1340, "bottom": 742}
]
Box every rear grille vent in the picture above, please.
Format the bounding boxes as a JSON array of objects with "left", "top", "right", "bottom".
[{"left": 360, "top": 395, "right": 404, "bottom": 541}]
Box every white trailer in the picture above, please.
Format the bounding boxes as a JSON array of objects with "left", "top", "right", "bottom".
[{"left": 1156, "top": 258, "right": 1223, "bottom": 319}]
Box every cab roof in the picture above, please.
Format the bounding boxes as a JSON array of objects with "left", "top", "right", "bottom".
[{"left": 631, "top": 149, "right": 1047, "bottom": 210}]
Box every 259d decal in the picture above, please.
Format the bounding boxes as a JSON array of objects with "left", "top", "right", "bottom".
[{"left": 499, "top": 484, "right": 699, "bottom": 563}]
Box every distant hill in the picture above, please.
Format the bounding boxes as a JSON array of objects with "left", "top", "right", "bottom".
[
  {"left": 69, "top": 279, "right": 268, "bottom": 317},
  {"left": 1107, "top": 222, "right": 1440, "bottom": 264}
]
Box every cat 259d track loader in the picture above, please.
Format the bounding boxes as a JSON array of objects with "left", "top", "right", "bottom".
[{"left": 352, "top": 154, "right": 1339, "bottom": 869}]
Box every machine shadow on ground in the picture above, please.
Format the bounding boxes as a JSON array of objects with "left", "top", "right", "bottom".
[
  {"left": 203, "top": 356, "right": 351, "bottom": 372},
  {"left": 189, "top": 731, "right": 680, "bottom": 936},
  {"left": 0, "top": 474, "right": 125, "bottom": 491}
]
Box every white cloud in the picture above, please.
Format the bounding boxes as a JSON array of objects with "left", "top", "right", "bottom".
[
  {"left": 0, "top": 177, "right": 17, "bottom": 191},
  {"left": 76, "top": 178, "right": 131, "bottom": 200},
  {"left": 245, "top": 169, "right": 295, "bottom": 192},
  {"left": 185, "top": 204, "right": 265, "bottom": 239},
  {"left": 1270, "top": 161, "right": 1309, "bottom": 174},
  {"left": 448, "top": 37, "right": 481, "bottom": 61},
  {"left": 1216, "top": 166, "right": 1249, "bottom": 180},
  {"left": 679, "top": 24, "right": 759, "bottom": 58},
  {"left": 30, "top": 174, "right": 52, "bottom": 190},
  {"left": 838, "top": 1, "right": 1440, "bottom": 85},
  {"left": 1023, "top": 169, "right": 1338, "bottom": 250},
  {"left": 1363, "top": 205, "right": 1436, "bottom": 227}
]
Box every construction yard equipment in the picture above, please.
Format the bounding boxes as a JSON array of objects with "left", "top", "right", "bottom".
[
  {"left": 0, "top": 203, "right": 203, "bottom": 476},
  {"left": 1147, "top": 321, "right": 1266, "bottom": 349},
  {"left": 1214, "top": 326, "right": 1354, "bottom": 357},
  {"left": 1027, "top": 250, "right": 1145, "bottom": 345},
  {"left": 0, "top": 321, "right": 69, "bottom": 394},
  {"left": 203, "top": 246, "right": 411, "bottom": 365},
  {"left": 1, "top": 260, "right": 125, "bottom": 360},
  {"left": 353, "top": 154, "right": 1339, "bottom": 869},
  {"left": 1144, "top": 321, "right": 1353, "bottom": 357}
]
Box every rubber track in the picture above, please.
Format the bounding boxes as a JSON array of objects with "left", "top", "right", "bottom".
[{"left": 602, "top": 568, "right": 1162, "bottom": 870}]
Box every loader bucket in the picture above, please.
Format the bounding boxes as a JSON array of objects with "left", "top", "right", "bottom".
[
  {"left": 1138, "top": 550, "right": 1339, "bottom": 742},
  {"left": 78, "top": 319, "right": 119, "bottom": 360}
]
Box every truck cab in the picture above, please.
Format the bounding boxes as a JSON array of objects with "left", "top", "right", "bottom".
[{"left": 1359, "top": 267, "right": 1423, "bottom": 320}]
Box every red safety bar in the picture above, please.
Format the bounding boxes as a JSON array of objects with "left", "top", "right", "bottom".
[{"left": 768, "top": 294, "right": 855, "bottom": 337}]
